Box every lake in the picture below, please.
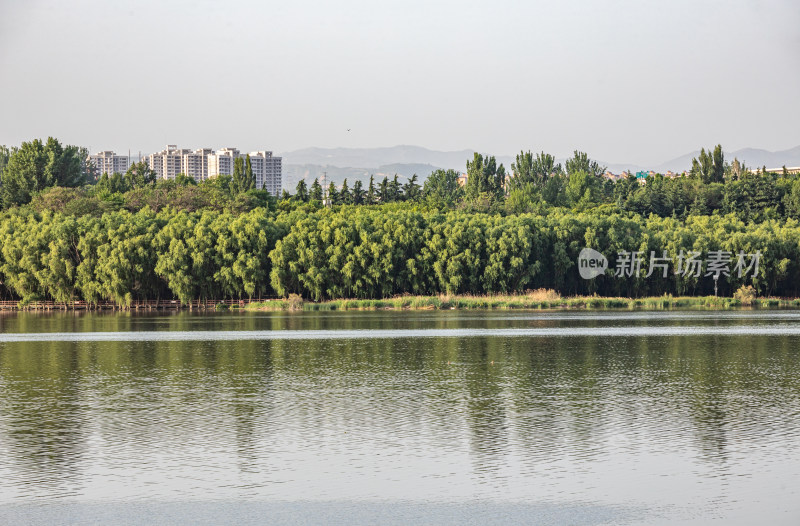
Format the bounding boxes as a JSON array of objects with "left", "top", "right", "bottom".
[{"left": 1, "top": 310, "right": 799, "bottom": 524}]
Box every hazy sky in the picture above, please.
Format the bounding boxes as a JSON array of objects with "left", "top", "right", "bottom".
[{"left": 1, "top": 0, "right": 798, "bottom": 165}]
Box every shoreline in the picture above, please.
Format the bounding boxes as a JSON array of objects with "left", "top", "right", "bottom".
[
  {"left": 3, "top": 294, "right": 798, "bottom": 313},
  {"left": 244, "top": 294, "right": 800, "bottom": 312}
]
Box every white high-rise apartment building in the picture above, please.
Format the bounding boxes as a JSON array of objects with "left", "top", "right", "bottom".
[
  {"left": 248, "top": 151, "right": 282, "bottom": 196},
  {"left": 182, "top": 148, "right": 213, "bottom": 182},
  {"left": 88, "top": 151, "right": 129, "bottom": 178},
  {"left": 207, "top": 148, "right": 282, "bottom": 196},
  {"left": 207, "top": 148, "right": 240, "bottom": 179},
  {"left": 147, "top": 145, "right": 189, "bottom": 180},
  {"left": 146, "top": 145, "right": 283, "bottom": 195}
]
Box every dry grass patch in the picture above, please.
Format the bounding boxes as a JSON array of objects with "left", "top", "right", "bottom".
[{"left": 526, "top": 288, "right": 562, "bottom": 302}]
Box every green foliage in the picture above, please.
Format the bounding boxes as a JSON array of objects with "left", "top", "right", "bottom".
[
  {"left": 378, "top": 176, "right": 389, "bottom": 202},
  {"left": 124, "top": 161, "right": 157, "bottom": 189},
  {"left": 0, "top": 207, "right": 287, "bottom": 304},
  {"left": 231, "top": 157, "right": 249, "bottom": 194},
  {"left": 295, "top": 179, "right": 309, "bottom": 202},
  {"left": 565, "top": 151, "right": 605, "bottom": 178},
  {"left": 422, "top": 169, "right": 463, "bottom": 207},
  {"left": 691, "top": 145, "right": 725, "bottom": 184},
  {"left": 340, "top": 179, "right": 352, "bottom": 204},
  {"left": 122, "top": 184, "right": 231, "bottom": 213},
  {"left": 726, "top": 158, "right": 749, "bottom": 181},
  {"left": 206, "top": 172, "right": 234, "bottom": 197},
  {"left": 352, "top": 179, "right": 365, "bottom": 205},
  {"left": 310, "top": 178, "right": 323, "bottom": 202},
  {"left": 733, "top": 284, "right": 757, "bottom": 305},
  {"left": 6, "top": 138, "right": 800, "bottom": 306},
  {"left": 403, "top": 174, "right": 421, "bottom": 202},
  {"left": 31, "top": 186, "right": 117, "bottom": 217},
  {"left": 505, "top": 182, "right": 541, "bottom": 214},
  {"left": 76, "top": 210, "right": 164, "bottom": 305},
  {"left": 230, "top": 156, "right": 256, "bottom": 195},
  {"left": 1, "top": 203, "right": 800, "bottom": 303},
  {"left": 245, "top": 155, "right": 254, "bottom": 190},
  {"left": 174, "top": 173, "right": 197, "bottom": 187},
  {"left": 389, "top": 174, "right": 402, "bottom": 202},
  {"left": 465, "top": 153, "right": 506, "bottom": 201},
  {"left": 565, "top": 170, "right": 602, "bottom": 208},
  {"left": 723, "top": 171, "right": 780, "bottom": 222},
  {"left": 96, "top": 172, "right": 130, "bottom": 194},
  {"left": 150, "top": 208, "right": 285, "bottom": 303},
  {"left": 510, "top": 151, "right": 562, "bottom": 190},
  {"left": 0, "top": 145, "right": 11, "bottom": 182},
  {"left": 542, "top": 174, "right": 567, "bottom": 207},
  {"left": 265, "top": 206, "right": 800, "bottom": 300},
  {"left": 367, "top": 175, "right": 376, "bottom": 204},
  {"left": 1, "top": 137, "right": 87, "bottom": 208},
  {"left": 783, "top": 178, "right": 800, "bottom": 218},
  {"left": 327, "top": 182, "right": 339, "bottom": 205}
]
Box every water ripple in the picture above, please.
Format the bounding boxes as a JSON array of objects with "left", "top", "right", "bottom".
[
  {"left": 1, "top": 312, "right": 800, "bottom": 524},
  {"left": 2, "top": 325, "right": 800, "bottom": 342}
]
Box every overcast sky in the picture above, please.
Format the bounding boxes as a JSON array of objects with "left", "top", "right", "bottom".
[{"left": 1, "top": 0, "right": 798, "bottom": 166}]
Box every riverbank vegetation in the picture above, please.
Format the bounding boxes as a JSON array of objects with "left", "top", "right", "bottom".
[
  {"left": 245, "top": 290, "right": 799, "bottom": 312},
  {"left": 1, "top": 138, "right": 800, "bottom": 306}
]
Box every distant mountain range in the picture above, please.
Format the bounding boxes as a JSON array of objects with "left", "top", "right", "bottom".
[
  {"left": 282, "top": 162, "right": 441, "bottom": 189},
  {"left": 280, "top": 145, "right": 505, "bottom": 189},
  {"left": 652, "top": 146, "right": 800, "bottom": 174},
  {"left": 281, "top": 145, "right": 475, "bottom": 172},
  {"left": 280, "top": 145, "right": 800, "bottom": 189}
]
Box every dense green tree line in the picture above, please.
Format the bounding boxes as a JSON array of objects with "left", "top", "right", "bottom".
[
  {"left": 0, "top": 208, "right": 288, "bottom": 304},
  {"left": 1, "top": 204, "right": 798, "bottom": 303},
  {"left": 269, "top": 207, "right": 800, "bottom": 299},
  {"left": 4, "top": 138, "right": 798, "bottom": 225},
  {"left": 3, "top": 137, "right": 800, "bottom": 303},
  {"left": 291, "top": 173, "right": 422, "bottom": 206},
  {"left": 0, "top": 139, "right": 275, "bottom": 216}
]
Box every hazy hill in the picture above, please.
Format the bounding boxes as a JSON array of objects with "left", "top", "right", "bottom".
[
  {"left": 282, "top": 163, "right": 442, "bottom": 190},
  {"left": 280, "top": 144, "right": 800, "bottom": 189},
  {"left": 655, "top": 145, "right": 800, "bottom": 173},
  {"left": 281, "top": 145, "right": 474, "bottom": 171}
]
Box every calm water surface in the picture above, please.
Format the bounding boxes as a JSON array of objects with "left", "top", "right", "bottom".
[{"left": 0, "top": 310, "right": 799, "bottom": 524}]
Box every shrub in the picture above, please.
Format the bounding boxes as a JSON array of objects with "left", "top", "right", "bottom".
[
  {"left": 287, "top": 293, "right": 304, "bottom": 311},
  {"left": 733, "top": 285, "right": 757, "bottom": 306},
  {"left": 526, "top": 288, "right": 561, "bottom": 302}
]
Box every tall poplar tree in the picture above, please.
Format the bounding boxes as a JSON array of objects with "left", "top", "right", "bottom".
[
  {"left": 367, "top": 175, "right": 376, "bottom": 204},
  {"left": 465, "top": 152, "right": 505, "bottom": 200},
  {"left": 691, "top": 145, "right": 724, "bottom": 184},
  {"left": 244, "top": 154, "right": 255, "bottom": 191},
  {"left": 510, "top": 151, "right": 562, "bottom": 189},
  {"left": 232, "top": 157, "right": 245, "bottom": 194}
]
